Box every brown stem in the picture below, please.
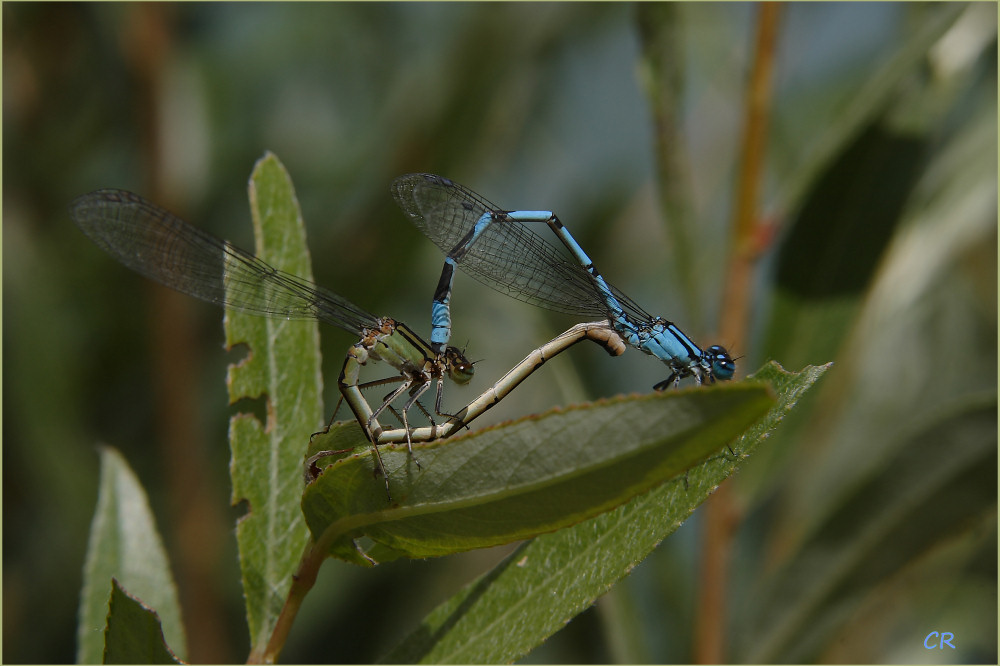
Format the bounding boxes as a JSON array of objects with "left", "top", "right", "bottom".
[
  {"left": 247, "top": 537, "right": 330, "bottom": 664},
  {"left": 123, "top": 4, "right": 232, "bottom": 662},
  {"left": 694, "top": 3, "right": 782, "bottom": 664}
]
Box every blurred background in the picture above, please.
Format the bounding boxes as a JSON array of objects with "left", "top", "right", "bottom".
[{"left": 3, "top": 2, "right": 995, "bottom": 663}]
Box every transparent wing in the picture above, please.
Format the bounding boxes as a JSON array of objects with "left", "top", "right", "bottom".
[
  {"left": 391, "top": 173, "right": 652, "bottom": 321},
  {"left": 70, "top": 189, "right": 378, "bottom": 334}
]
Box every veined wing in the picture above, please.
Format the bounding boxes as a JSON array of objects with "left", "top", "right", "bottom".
[
  {"left": 70, "top": 189, "right": 379, "bottom": 335},
  {"left": 392, "top": 173, "right": 652, "bottom": 322}
]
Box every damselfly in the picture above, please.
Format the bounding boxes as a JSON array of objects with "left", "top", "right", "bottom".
[
  {"left": 392, "top": 174, "right": 735, "bottom": 389},
  {"left": 71, "top": 189, "right": 625, "bottom": 498},
  {"left": 71, "top": 188, "right": 478, "bottom": 496}
]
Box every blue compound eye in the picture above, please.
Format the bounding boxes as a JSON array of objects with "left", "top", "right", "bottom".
[
  {"left": 707, "top": 345, "right": 736, "bottom": 381},
  {"left": 392, "top": 173, "right": 742, "bottom": 390}
]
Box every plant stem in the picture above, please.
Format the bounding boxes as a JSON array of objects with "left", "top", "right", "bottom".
[
  {"left": 694, "top": 3, "right": 782, "bottom": 663},
  {"left": 248, "top": 538, "right": 329, "bottom": 664}
]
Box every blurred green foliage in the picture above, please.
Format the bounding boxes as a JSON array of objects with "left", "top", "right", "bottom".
[{"left": 3, "top": 3, "right": 995, "bottom": 663}]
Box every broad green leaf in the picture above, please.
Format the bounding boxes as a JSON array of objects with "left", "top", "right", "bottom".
[
  {"left": 382, "top": 362, "right": 829, "bottom": 663},
  {"left": 773, "top": 3, "right": 966, "bottom": 219},
  {"left": 766, "top": 122, "right": 927, "bottom": 370},
  {"left": 103, "top": 579, "right": 182, "bottom": 665},
  {"left": 303, "top": 372, "right": 784, "bottom": 564},
  {"left": 747, "top": 20, "right": 997, "bottom": 499},
  {"left": 739, "top": 395, "right": 997, "bottom": 663},
  {"left": 226, "top": 152, "right": 323, "bottom": 654},
  {"left": 762, "top": 3, "right": 972, "bottom": 385},
  {"left": 77, "top": 447, "right": 186, "bottom": 664}
]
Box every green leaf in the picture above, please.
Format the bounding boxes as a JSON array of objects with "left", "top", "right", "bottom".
[
  {"left": 766, "top": 122, "right": 928, "bottom": 370},
  {"left": 763, "top": 5, "right": 970, "bottom": 375},
  {"left": 739, "top": 395, "right": 997, "bottom": 663},
  {"left": 773, "top": 3, "right": 966, "bottom": 219},
  {"left": 634, "top": 3, "right": 700, "bottom": 317},
  {"left": 302, "top": 365, "right": 824, "bottom": 567},
  {"left": 103, "top": 579, "right": 182, "bottom": 665},
  {"left": 226, "top": 152, "right": 324, "bottom": 653},
  {"left": 305, "top": 383, "right": 773, "bottom": 563},
  {"left": 77, "top": 446, "right": 186, "bottom": 664},
  {"left": 380, "top": 362, "right": 828, "bottom": 663}
]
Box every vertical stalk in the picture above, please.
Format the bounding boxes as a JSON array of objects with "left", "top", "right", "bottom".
[
  {"left": 694, "top": 4, "right": 782, "bottom": 663},
  {"left": 636, "top": 3, "right": 700, "bottom": 321},
  {"left": 123, "top": 5, "right": 232, "bottom": 662}
]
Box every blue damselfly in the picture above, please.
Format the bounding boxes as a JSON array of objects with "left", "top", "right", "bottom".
[{"left": 392, "top": 174, "right": 735, "bottom": 389}]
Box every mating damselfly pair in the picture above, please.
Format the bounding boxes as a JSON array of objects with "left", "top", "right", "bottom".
[{"left": 70, "top": 174, "right": 734, "bottom": 499}]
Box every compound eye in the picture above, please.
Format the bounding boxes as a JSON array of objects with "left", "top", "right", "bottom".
[
  {"left": 707, "top": 345, "right": 736, "bottom": 380},
  {"left": 445, "top": 347, "right": 475, "bottom": 384}
]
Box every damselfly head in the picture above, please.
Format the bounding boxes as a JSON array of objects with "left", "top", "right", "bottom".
[
  {"left": 706, "top": 345, "right": 736, "bottom": 381},
  {"left": 443, "top": 346, "right": 475, "bottom": 384}
]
